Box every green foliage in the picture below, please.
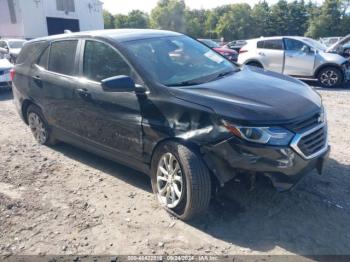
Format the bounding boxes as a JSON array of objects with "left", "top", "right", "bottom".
[
  {"left": 114, "top": 10, "right": 149, "bottom": 29},
  {"left": 150, "top": 0, "right": 186, "bottom": 33},
  {"left": 103, "top": 10, "right": 115, "bottom": 29},
  {"left": 103, "top": 0, "right": 350, "bottom": 41}
]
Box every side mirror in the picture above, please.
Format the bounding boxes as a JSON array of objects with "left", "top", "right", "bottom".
[
  {"left": 301, "top": 45, "right": 310, "bottom": 53},
  {"left": 101, "top": 75, "right": 135, "bottom": 92}
]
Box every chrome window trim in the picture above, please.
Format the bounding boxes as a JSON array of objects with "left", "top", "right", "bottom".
[{"left": 290, "top": 123, "right": 328, "bottom": 160}]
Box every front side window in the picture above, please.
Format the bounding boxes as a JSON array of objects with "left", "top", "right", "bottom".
[
  {"left": 48, "top": 40, "right": 78, "bottom": 76},
  {"left": 284, "top": 39, "right": 308, "bottom": 51},
  {"left": 83, "top": 40, "right": 132, "bottom": 82},
  {"left": 124, "top": 36, "right": 237, "bottom": 86}
]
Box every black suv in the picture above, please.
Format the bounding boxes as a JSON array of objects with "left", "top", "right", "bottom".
[{"left": 12, "top": 29, "right": 330, "bottom": 220}]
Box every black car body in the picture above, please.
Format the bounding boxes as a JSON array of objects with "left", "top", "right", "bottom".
[{"left": 12, "top": 29, "right": 330, "bottom": 220}]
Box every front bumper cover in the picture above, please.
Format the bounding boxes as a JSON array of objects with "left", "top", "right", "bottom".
[{"left": 202, "top": 136, "right": 330, "bottom": 191}]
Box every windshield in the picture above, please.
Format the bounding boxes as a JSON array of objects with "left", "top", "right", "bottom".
[
  {"left": 8, "top": 40, "right": 26, "bottom": 49},
  {"left": 302, "top": 38, "right": 326, "bottom": 51},
  {"left": 199, "top": 39, "right": 220, "bottom": 48},
  {"left": 125, "top": 36, "right": 237, "bottom": 86}
]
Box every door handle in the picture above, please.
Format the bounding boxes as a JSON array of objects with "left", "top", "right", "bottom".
[
  {"left": 258, "top": 52, "right": 265, "bottom": 56},
  {"left": 32, "top": 75, "right": 43, "bottom": 88},
  {"left": 76, "top": 88, "right": 91, "bottom": 100}
]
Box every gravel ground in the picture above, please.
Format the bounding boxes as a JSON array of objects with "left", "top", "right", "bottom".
[{"left": 0, "top": 83, "right": 349, "bottom": 258}]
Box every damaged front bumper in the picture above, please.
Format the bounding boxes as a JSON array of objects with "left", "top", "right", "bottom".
[{"left": 202, "top": 136, "right": 330, "bottom": 191}]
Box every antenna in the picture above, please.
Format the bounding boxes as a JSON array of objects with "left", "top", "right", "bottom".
[{"left": 64, "top": 30, "right": 72, "bottom": 34}]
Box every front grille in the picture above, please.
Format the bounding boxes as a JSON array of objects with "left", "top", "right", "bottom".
[
  {"left": 287, "top": 113, "right": 321, "bottom": 132},
  {"left": 296, "top": 125, "right": 327, "bottom": 158}
]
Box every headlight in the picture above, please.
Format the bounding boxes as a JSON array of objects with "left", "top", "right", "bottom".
[{"left": 222, "top": 121, "right": 294, "bottom": 146}]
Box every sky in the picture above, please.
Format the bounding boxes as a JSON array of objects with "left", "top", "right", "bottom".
[{"left": 101, "top": 0, "right": 323, "bottom": 15}]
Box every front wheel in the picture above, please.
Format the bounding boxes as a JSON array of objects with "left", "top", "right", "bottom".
[
  {"left": 317, "top": 67, "right": 343, "bottom": 88},
  {"left": 151, "top": 141, "right": 211, "bottom": 221}
]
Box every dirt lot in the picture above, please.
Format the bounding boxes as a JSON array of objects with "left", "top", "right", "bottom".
[{"left": 0, "top": 83, "right": 350, "bottom": 258}]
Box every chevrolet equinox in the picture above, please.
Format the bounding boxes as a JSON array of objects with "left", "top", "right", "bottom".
[{"left": 12, "top": 30, "right": 330, "bottom": 220}]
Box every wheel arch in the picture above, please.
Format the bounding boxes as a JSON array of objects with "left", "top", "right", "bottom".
[
  {"left": 21, "top": 99, "right": 35, "bottom": 125},
  {"left": 314, "top": 63, "right": 344, "bottom": 80},
  {"left": 150, "top": 137, "right": 221, "bottom": 189},
  {"left": 244, "top": 59, "right": 264, "bottom": 68}
]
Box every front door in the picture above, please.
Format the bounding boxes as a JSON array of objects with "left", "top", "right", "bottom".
[
  {"left": 75, "top": 39, "right": 143, "bottom": 160},
  {"left": 283, "top": 38, "right": 315, "bottom": 77}
]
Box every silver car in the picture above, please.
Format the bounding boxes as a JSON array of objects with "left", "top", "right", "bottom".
[{"left": 238, "top": 36, "right": 350, "bottom": 87}]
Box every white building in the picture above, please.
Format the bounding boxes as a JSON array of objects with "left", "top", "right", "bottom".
[{"left": 0, "top": 0, "right": 104, "bottom": 39}]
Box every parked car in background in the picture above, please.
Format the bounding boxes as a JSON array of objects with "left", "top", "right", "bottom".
[
  {"left": 238, "top": 36, "right": 350, "bottom": 87},
  {"left": 326, "top": 34, "right": 350, "bottom": 58},
  {"left": 224, "top": 40, "right": 247, "bottom": 52},
  {"left": 0, "top": 58, "right": 13, "bottom": 88},
  {"left": 13, "top": 29, "right": 329, "bottom": 220},
  {"left": 0, "top": 39, "right": 27, "bottom": 64},
  {"left": 198, "top": 39, "right": 238, "bottom": 62}
]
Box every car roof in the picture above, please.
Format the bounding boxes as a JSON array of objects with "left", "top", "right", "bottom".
[
  {"left": 248, "top": 36, "right": 310, "bottom": 42},
  {"left": 26, "top": 29, "right": 182, "bottom": 44}
]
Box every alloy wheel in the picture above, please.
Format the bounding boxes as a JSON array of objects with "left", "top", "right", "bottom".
[
  {"left": 156, "top": 152, "right": 184, "bottom": 208},
  {"left": 320, "top": 70, "right": 339, "bottom": 87},
  {"left": 28, "top": 112, "right": 48, "bottom": 144}
]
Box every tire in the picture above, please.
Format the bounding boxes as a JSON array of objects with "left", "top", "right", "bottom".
[
  {"left": 246, "top": 61, "right": 263, "bottom": 69},
  {"left": 151, "top": 141, "right": 211, "bottom": 221},
  {"left": 317, "top": 67, "right": 343, "bottom": 88},
  {"left": 26, "top": 104, "right": 57, "bottom": 146}
]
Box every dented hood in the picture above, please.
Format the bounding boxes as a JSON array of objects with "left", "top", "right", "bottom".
[{"left": 169, "top": 66, "right": 321, "bottom": 125}]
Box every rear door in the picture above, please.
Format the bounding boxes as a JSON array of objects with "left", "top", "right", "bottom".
[
  {"left": 283, "top": 38, "right": 315, "bottom": 76},
  {"left": 35, "top": 39, "right": 82, "bottom": 134},
  {"left": 75, "top": 39, "right": 143, "bottom": 161},
  {"left": 256, "top": 39, "right": 284, "bottom": 73}
]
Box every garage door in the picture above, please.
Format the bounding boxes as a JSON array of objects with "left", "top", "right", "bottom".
[{"left": 46, "top": 17, "right": 80, "bottom": 35}]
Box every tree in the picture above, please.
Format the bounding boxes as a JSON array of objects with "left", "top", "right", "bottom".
[
  {"left": 251, "top": 1, "right": 273, "bottom": 37},
  {"left": 306, "top": 0, "right": 343, "bottom": 38},
  {"left": 114, "top": 14, "right": 128, "bottom": 28},
  {"left": 103, "top": 10, "right": 115, "bottom": 29},
  {"left": 215, "top": 4, "right": 253, "bottom": 41},
  {"left": 269, "top": 0, "right": 291, "bottom": 35},
  {"left": 150, "top": 0, "right": 187, "bottom": 33},
  {"left": 185, "top": 9, "right": 208, "bottom": 38},
  {"left": 126, "top": 10, "right": 150, "bottom": 28}
]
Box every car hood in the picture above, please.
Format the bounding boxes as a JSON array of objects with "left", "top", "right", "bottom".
[
  {"left": 169, "top": 66, "right": 322, "bottom": 125},
  {"left": 326, "top": 34, "right": 350, "bottom": 53}
]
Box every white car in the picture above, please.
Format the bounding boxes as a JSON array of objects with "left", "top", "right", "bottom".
[
  {"left": 238, "top": 36, "right": 350, "bottom": 87},
  {"left": 0, "top": 39, "right": 27, "bottom": 64},
  {"left": 0, "top": 58, "right": 13, "bottom": 88}
]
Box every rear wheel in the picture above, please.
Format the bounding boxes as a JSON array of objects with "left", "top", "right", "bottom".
[
  {"left": 317, "top": 67, "right": 343, "bottom": 88},
  {"left": 27, "top": 105, "right": 57, "bottom": 145},
  {"left": 151, "top": 141, "right": 211, "bottom": 221}
]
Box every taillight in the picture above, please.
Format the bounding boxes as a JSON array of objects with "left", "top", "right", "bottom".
[
  {"left": 239, "top": 49, "right": 248, "bottom": 54},
  {"left": 10, "top": 68, "right": 15, "bottom": 81}
]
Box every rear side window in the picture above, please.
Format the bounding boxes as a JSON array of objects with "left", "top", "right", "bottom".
[
  {"left": 16, "top": 42, "right": 45, "bottom": 65},
  {"left": 83, "top": 40, "right": 131, "bottom": 82},
  {"left": 48, "top": 40, "right": 78, "bottom": 76},
  {"left": 257, "top": 40, "right": 283, "bottom": 50}
]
